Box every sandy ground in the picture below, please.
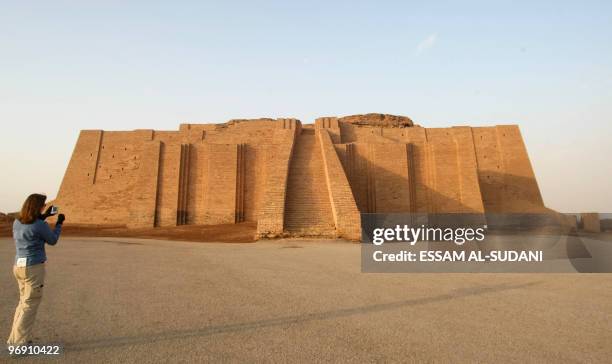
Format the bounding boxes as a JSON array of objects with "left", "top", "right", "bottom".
[
  {"left": 0, "top": 221, "right": 257, "bottom": 243},
  {"left": 1, "top": 236, "right": 611, "bottom": 363}
]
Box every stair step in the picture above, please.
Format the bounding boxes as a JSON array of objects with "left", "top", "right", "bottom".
[{"left": 283, "top": 132, "right": 335, "bottom": 234}]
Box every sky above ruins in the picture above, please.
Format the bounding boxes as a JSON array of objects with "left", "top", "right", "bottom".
[{"left": 1, "top": 1, "right": 611, "bottom": 213}]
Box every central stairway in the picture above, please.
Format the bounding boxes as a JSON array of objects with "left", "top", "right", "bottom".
[{"left": 284, "top": 128, "right": 335, "bottom": 236}]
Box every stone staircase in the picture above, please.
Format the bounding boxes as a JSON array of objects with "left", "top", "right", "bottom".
[{"left": 284, "top": 129, "right": 336, "bottom": 236}]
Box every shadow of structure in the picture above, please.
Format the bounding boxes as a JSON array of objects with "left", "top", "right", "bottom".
[
  {"left": 65, "top": 281, "right": 540, "bottom": 352},
  {"left": 353, "top": 158, "right": 608, "bottom": 268}
]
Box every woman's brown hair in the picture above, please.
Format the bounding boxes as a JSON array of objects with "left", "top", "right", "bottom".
[{"left": 18, "top": 194, "right": 47, "bottom": 224}]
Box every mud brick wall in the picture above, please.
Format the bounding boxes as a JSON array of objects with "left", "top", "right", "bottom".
[
  {"left": 128, "top": 141, "right": 161, "bottom": 228},
  {"left": 56, "top": 119, "right": 283, "bottom": 227},
  {"left": 581, "top": 213, "right": 601, "bottom": 232},
  {"left": 339, "top": 143, "right": 371, "bottom": 212},
  {"left": 55, "top": 130, "right": 157, "bottom": 225},
  {"left": 154, "top": 137, "right": 182, "bottom": 227},
  {"left": 177, "top": 143, "right": 191, "bottom": 225},
  {"left": 396, "top": 128, "right": 430, "bottom": 213},
  {"left": 472, "top": 125, "right": 544, "bottom": 212},
  {"left": 317, "top": 129, "right": 361, "bottom": 240},
  {"left": 186, "top": 143, "right": 208, "bottom": 225},
  {"left": 57, "top": 130, "right": 102, "bottom": 193},
  {"left": 339, "top": 140, "right": 483, "bottom": 214},
  {"left": 54, "top": 130, "right": 103, "bottom": 223},
  {"left": 315, "top": 117, "right": 341, "bottom": 143},
  {"left": 235, "top": 144, "right": 246, "bottom": 223},
  {"left": 56, "top": 115, "right": 546, "bottom": 239},
  {"left": 336, "top": 122, "right": 539, "bottom": 215},
  {"left": 425, "top": 128, "right": 484, "bottom": 213},
  {"left": 243, "top": 144, "right": 267, "bottom": 222},
  {"left": 257, "top": 123, "right": 299, "bottom": 237},
  {"left": 449, "top": 127, "right": 486, "bottom": 213},
  {"left": 371, "top": 143, "right": 412, "bottom": 213},
  {"left": 203, "top": 144, "right": 238, "bottom": 224}
]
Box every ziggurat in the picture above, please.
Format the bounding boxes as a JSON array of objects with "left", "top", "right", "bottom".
[{"left": 54, "top": 114, "right": 546, "bottom": 240}]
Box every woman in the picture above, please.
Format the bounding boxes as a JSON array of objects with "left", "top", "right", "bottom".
[{"left": 6, "top": 194, "right": 65, "bottom": 346}]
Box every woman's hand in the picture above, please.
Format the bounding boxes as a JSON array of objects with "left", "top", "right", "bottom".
[
  {"left": 57, "top": 214, "right": 65, "bottom": 225},
  {"left": 40, "top": 205, "right": 54, "bottom": 220}
]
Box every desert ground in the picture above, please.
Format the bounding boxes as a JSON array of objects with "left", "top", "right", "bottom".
[
  {"left": 1, "top": 236, "right": 611, "bottom": 363},
  {"left": 0, "top": 219, "right": 258, "bottom": 243}
]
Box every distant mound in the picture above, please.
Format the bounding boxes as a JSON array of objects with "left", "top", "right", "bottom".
[
  {"left": 337, "top": 113, "right": 414, "bottom": 128},
  {"left": 0, "top": 212, "right": 17, "bottom": 222},
  {"left": 0, "top": 212, "right": 15, "bottom": 237}
]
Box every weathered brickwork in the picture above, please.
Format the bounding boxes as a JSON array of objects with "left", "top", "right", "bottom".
[
  {"left": 581, "top": 213, "right": 601, "bottom": 233},
  {"left": 128, "top": 141, "right": 161, "bottom": 228},
  {"left": 257, "top": 122, "right": 299, "bottom": 237},
  {"left": 317, "top": 129, "right": 361, "bottom": 240},
  {"left": 54, "top": 114, "right": 547, "bottom": 240},
  {"left": 202, "top": 143, "right": 237, "bottom": 224}
]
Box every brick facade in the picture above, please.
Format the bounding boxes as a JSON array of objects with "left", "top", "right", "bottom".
[{"left": 53, "top": 114, "right": 547, "bottom": 240}]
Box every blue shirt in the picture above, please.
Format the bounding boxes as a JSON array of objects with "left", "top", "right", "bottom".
[{"left": 13, "top": 219, "right": 62, "bottom": 266}]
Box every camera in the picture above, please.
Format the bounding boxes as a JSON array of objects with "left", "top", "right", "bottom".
[{"left": 50, "top": 206, "right": 58, "bottom": 215}]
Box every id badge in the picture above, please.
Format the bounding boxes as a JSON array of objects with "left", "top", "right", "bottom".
[{"left": 16, "top": 257, "right": 27, "bottom": 267}]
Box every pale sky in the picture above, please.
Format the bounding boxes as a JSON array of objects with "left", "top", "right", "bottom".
[{"left": 1, "top": 1, "right": 611, "bottom": 213}]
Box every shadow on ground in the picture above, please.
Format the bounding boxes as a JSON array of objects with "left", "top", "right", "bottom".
[{"left": 66, "top": 281, "right": 540, "bottom": 351}]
